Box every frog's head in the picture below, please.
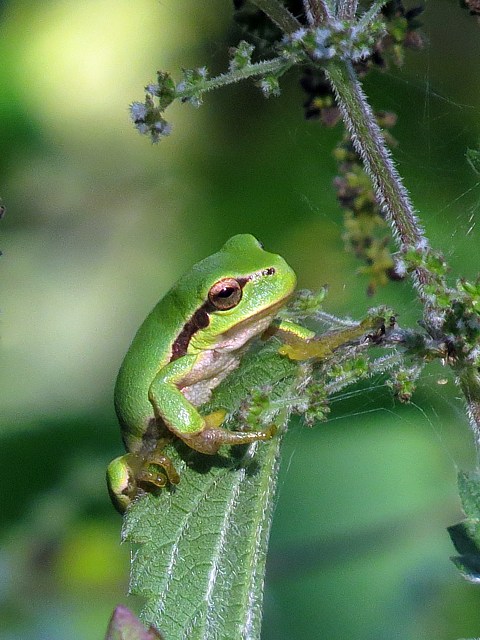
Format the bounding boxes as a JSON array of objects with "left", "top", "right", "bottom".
[{"left": 177, "top": 234, "right": 297, "bottom": 353}]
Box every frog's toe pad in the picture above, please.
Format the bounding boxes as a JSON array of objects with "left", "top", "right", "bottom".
[{"left": 138, "top": 468, "right": 168, "bottom": 489}]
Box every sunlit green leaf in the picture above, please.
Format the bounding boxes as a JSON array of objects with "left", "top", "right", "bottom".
[{"left": 122, "top": 345, "right": 296, "bottom": 639}]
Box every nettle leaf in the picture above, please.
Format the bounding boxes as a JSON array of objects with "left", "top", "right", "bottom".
[
  {"left": 123, "top": 439, "right": 281, "bottom": 639},
  {"left": 122, "top": 345, "right": 298, "bottom": 639},
  {"left": 458, "top": 470, "right": 480, "bottom": 520},
  {"left": 448, "top": 471, "right": 480, "bottom": 582},
  {"left": 120, "top": 322, "right": 390, "bottom": 636}
]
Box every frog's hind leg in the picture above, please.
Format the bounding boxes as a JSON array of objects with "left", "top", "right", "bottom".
[{"left": 148, "top": 356, "right": 277, "bottom": 456}]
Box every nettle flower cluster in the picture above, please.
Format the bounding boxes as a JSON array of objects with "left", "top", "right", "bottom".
[
  {"left": 333, "top": 112, "right": 404, "bottom": 296},
  {"left": 129, "top": 9, "right": 388, "bottom": 143},
  {"left": 282, "top": 17, "right": 385, "bottom": 64}
]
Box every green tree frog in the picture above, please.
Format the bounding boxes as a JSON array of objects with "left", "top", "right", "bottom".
[
  {"left": 106, "top": 234, "right": 385, "bottom": 511},
  {"left": 107, "top": 234, "right": 314, "bottom": 511}
]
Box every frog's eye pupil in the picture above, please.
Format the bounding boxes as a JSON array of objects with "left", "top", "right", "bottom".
[
  {"left": 208, "top": 278, "right": 243, "bottom": 310},
  {"left": 218, "top": 287, "right": 235, "bottom": 298}
]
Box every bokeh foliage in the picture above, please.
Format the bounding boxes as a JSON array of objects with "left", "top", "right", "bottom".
[{"left": 1, "top": 1, "right": 480, "bottom": 638}]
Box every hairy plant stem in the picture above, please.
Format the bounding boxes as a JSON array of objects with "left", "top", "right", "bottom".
[
  {"left": 176, "top": 58, "right": 293, "bottom": 99},
  {"left": 242, "top": 1, "right": 480, "bottom": 449},
  {"left": 323, "top": 60, "right": 442, "bottom": 326},
  {"left": 457, "top": 366, "right": 480, "bottom": 456},
  {"left": 250, "top": 0, "right": 301, "bottom": 33},
  {"left": 324, "top": 57, "right": 480, "bottom": 444},
  {"left": 356, "top": 0, "right": 389, "bottom": 31},
  {"left": 310, "top": 0, "right": 333, "bottom": 22},
  {"left": 303, "top": 0, "right": 316, "bottom": 24},
  {"left": 337, "top": 0, "right": 359, "bottom": 19}
]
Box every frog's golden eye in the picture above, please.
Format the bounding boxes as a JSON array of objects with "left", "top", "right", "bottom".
[{"left": 208, "top": 278, "right": 243, "bottom": 310}]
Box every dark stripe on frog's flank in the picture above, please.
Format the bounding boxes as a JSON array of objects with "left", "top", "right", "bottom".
[{"left": 170, "top": 275, "right": 252, "bottom": 362}]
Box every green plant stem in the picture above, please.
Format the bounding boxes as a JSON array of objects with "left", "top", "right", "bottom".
[
  {"left": 306, "top": 0, "right": 332, "bottom": 22},
  {"left": 324, "top": 351, "right": 404, "bottom": 396},
  {"left": 457, "top": 365, "right": 480, "bottom": 454},
  {"left": 356, "top": 0, "right": 389, "bottom": 31},
  {"left": 176, "top": 57, "right": 293, "bottom": 100},
  {"left": 324, "top": 60, "right": 422, "bottom": 246},
  {"left": 303, "top": 0, "right": 315, "bottom": 24},
  {"left": 324, "top": 59, "right": 441, "bottom": 325},
  {"left": 337, "top": 0, "right": 359, "bottom": 19},
  {"left": 250, "top": 0, "right": 301, "bottom": 33},
  {"left": 324, "top": 56, "right": 480, "bottom": 447}
]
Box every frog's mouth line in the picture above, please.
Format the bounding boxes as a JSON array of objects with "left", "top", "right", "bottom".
[
  {"left": 212, "top": 292, "right": 294, "bottom": 353},
  {"left": 223, "top": 293, "right": 292, "bottom": 329}
]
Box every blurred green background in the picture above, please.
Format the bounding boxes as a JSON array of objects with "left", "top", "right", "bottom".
[{"left": 1, "top": 0, "right": 480, "bottom": 638}]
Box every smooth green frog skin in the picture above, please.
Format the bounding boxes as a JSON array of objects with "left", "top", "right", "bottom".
[
  {"left": 106, "top": 234, "right": 388, "bottom": 511},
  {"left": 107, "top": 234, "right": 311, "bottom": 511}
]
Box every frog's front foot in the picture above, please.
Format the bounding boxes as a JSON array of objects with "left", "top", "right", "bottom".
[
  {"left": 179, "top": 411, "right": 277, "bottom": 455},
  {"left": 106, "top": 445, "right": 180, "bottom": 513}
]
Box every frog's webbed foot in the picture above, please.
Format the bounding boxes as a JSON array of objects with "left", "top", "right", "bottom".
[
  {"left": 106, "top": 442, "right": 180, "bottom": 513},
  {"left": 179, "top": 409, "right": 277, "bottom": 455},
  {"left": 139, "top": 441, "right": 180, "bottom": 488}
]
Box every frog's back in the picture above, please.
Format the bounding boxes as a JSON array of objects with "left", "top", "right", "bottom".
[
  {"left": 113, "top": 234, "right": 297, "bottom": 452},
  {"left": 114, "top": 289, "right": 188, "bottom": 451}
]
